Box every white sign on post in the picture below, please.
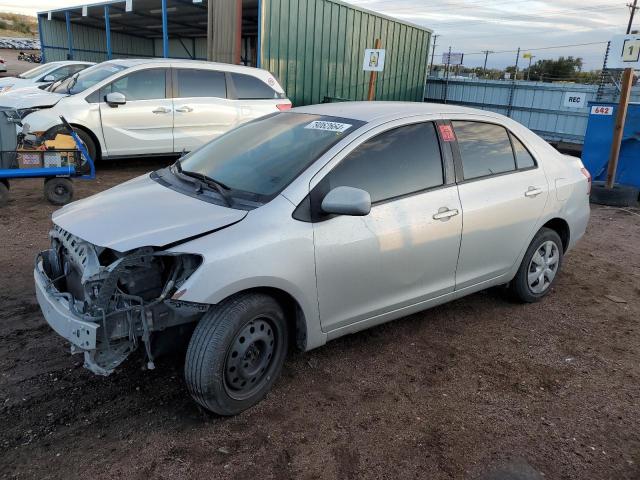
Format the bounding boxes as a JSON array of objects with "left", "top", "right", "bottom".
[
  {"left": 442, "top": 52, "right": 464, "bottom": 65},
  {"left": 125, "top": 0, "right": 133, "bottom": 12},
  {"left": 82, "top": 5, "right": 87, "bottom": 16},
  {"left": 608, "top": 34, "right": 640, "bottom": 69},
  {"left": 563, "top": 92, "right": 586, "bottom": 108},
  {"left": 363, "top": 49, "right": 385, "bottom": 72}
]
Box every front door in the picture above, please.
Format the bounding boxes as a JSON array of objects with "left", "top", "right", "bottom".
[
  {"left": 312, "top": 121, "right": 463, "bottom": 332},
  {"left": 451, "top": 120, "right": 549, "bottom": 289},
  {"left": 172, "top": 68, "right": 238, "bottom": 153},
  {"left": 99, "top": 68, "right": 173, "bottom": 156}
]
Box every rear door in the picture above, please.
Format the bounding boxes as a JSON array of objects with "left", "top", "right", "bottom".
[
  {"left": 172, "top": 68, "right": 238, "bottom": 153},
  {"left": 98, "top": 67, "right": 173, "bottom": 156},
  {"left": 451, "top": 120, "right": 549, "bottom": 289}
]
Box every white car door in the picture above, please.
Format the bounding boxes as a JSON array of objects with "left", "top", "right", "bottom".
[
  {"left": 172, "top": 68, "right": 238, "bottom": 153},
  {"left": 98, "top": 68, "right": 173, "bottom": 156},
  {"left": 451, "top": 120, "right": 549, "bottom": 289},
  {"left": 311, "top": 121, "right": 463, "bottom": 332}
]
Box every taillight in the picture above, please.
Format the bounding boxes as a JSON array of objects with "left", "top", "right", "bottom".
[
  {"left": 580, "top": 167, "right": 591, "bottom": 195},
  {"left": 276, "top": 103, "right": 292, "bottom": 111}
]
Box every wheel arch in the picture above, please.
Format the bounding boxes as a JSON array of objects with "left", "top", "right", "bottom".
[
  {"left": 541, "top": 217, "right": 570, "bottom": 252},
  {"left": 69, "top": 123, "right": 102, "bottom": 161},
  {"left": 217, "top": 287, "right": 309, "bottom": 352}
]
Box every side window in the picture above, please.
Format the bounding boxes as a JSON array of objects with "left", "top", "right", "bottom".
[
  {"left": 452, "top": 121, "right": 516, "bottom": 180},
  {"left": 510, "top": 134, "right": 536, "bottom": 169},
  {"left": 103, "top": 69, "right": 166, "bottom": 101},
  {"left": 231, "top": 73, "right": 279, "bottom": 99},
  {"left": 43, "top": 65, "right": 83, "bottom": 81},
  {"left": 176, "top": 69, "right": 226, "bottom": 98},
  {"left": 325, "top": 122, "right": 444, "bottom": 204}
]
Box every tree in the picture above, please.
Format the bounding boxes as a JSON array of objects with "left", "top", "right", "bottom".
[{"left": 521, "top": 56, "right": 584, "bottom": 82}]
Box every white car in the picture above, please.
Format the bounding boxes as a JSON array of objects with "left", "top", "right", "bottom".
[
  {"left": 34, "top": 102, "right": 590, "bottom": 415},
  {"left": 0, "top": 59, "right": 291, "bottom": 161},
  {"left": 0, "top": 61, "right": 94, "bottom": 94}
]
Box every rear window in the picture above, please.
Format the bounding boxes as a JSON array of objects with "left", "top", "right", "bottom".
[
  {"left": 176, "top": 69, "right": 226, "bottom": 98},
  {"left": 231, "top": 73, "right": 281, "bottom": 100}
]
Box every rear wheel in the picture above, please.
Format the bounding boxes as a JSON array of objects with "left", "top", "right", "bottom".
[
  {"left": 0, "top": 180, "right": 9, "bottom": 207},
  {"left": 510, "top": 227, "right": 563, "bottom": 303},
  {"left": 185, "top": 293, "right": 288, "bottom": 415},
  {"left": 44, "top": 177, "right": 74, "bottom": 205}
]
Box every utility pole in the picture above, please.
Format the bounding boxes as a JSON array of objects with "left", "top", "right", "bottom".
[
  {"left": 525, "top": 54, "right": 535, "bottom": 81},
  {"left": 443, "top": 46, "right": 452, "bottom": 103},
  {"left": 626, "top": 0, "right": 638, "bottom": 33},
  {"left": 606, "top": 0, "right": 639, "bottom": 189},
  {"left": 428, "top": 34, "right": 439, "bottom": 76},
  {"left": 481, "top": 50, "right": 493, "bottom": 78}
]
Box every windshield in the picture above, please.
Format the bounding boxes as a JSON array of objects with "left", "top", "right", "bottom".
[
  {"left": 178, "top": 112, "right": 364, "bottom": 201},
  {"left": 50, "top": 62, "right": 129, "bottom": 95},
  {"left": 18, "top": 63, "right": 54, "bottom": 80}
]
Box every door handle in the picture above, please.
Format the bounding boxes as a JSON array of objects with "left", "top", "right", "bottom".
[
  {"left": 433, "top": 208, "right": 459, "bottom": 220},
  {"left": 152, "top": 107, "right": 171, "bottom": 114},
  {"left": 175, "top": 106, "right": 193, "bottom": 113},
  {"left": 525, "top": 186, "right": 543, "bottom": 197}
]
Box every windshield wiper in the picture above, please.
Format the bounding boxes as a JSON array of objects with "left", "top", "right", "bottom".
[
  {"left": 172, "top": 160, "right": 233, "bottom": 207},
  {"left": 66, "top": 73, "right": 80, "bottom": 94}
]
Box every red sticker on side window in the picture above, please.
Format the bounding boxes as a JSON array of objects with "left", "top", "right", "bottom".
[{"left": 438, "top": 124, "right": 456, "bottom": 142}]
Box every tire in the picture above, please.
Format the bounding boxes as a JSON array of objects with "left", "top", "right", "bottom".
[
  {"left": 185, "top": 293, "right": 288, "bottom": 416},
  {"left": 74, "top": 128, "right": 98, "bottom": 166},
  {"left": 0, "top": 180, "right": 9, "bottom": 207},
  {"left": 590, "top": 181, "right": 639, "bottom": 207},
  {"left": 510, "top": 227, "right": 564, "bottom": 303},
  {"left": 44, "top": 177, "right": 74, "bottom": 206}
]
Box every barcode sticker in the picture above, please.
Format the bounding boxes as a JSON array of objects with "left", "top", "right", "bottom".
[{"left": 305, "top": 121, "right": 352, "bottom": 133}]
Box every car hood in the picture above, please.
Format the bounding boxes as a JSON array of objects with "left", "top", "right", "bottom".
[
  {"left": 52, "top": 173, "right": 248, "bottom": 252},
  {"left": 0, "top": 87, "right": 65, "bottom": 108}
]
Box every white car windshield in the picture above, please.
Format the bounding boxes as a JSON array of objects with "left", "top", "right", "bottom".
[
  {"left": 17, "top": 63, "right": 53, "bottom": 79},
  {"left": 177, "top": 112, "right": 364, "bottom": 200},
  {"left": 50, "top": 62, "right": 129, "bottom": 95}
]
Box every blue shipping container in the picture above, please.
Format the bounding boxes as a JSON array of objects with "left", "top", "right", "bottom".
[{"left": 582, "top": 102, "right": 640, "bottom": 189}]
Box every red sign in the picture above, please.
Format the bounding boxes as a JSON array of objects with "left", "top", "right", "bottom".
[{"left": 438, "top": 124, "right": 456, "bottom": 142}]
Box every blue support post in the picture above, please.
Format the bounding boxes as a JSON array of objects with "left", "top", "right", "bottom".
[
  {"left": 161, "top": 0, "right": 169, "bottom": 58},
  {"left": 256, "top": 0, "right": 261, "bottom": 67},
  {"left": 65, "top": 11, "right": 74, "bottom": 60},
  {"left": 104, "top": 5, "right": 112, "bottom": 60},
  {"left": 37, "top": 14, "right": 46, "bottom": 63}
]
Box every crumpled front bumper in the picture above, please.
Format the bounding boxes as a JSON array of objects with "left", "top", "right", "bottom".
[{"left": 34, "top": 258, "right": 99, "bottom": 351}]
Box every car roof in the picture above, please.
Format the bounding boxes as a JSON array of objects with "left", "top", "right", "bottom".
[
  {"left": 107, "top": 58, "right": 271, "bottom": 75},
  {"left": 47, "top": 61, "right": 95, "bottom": 66},
  {"left": 292, "top": 101, "right": 504, "bottom": 123}
]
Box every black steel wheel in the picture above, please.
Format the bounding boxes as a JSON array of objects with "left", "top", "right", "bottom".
[
  {"left": 185, "top": 293, "right": 288, "bottom": 415},
  {"left": 44, "top": 177, "right": 74, "bottom": 206},
  {"left": 0, "top": 180, "right": 9, "bottom": 207}
]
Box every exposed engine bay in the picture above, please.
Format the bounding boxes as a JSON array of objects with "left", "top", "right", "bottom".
[{"left": 37, "top": 225, "right": 207, "bottom": 375}]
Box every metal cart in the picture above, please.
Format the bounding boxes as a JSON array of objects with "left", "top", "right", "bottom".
[{"left": 0, "top": 111, "right": 95, "bottom": 207}]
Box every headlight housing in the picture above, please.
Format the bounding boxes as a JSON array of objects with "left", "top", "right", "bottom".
[{"left": 16, "top": 107, "right": 48, "bottom": 119}]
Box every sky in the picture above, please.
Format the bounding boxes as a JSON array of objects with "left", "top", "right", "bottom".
[{"left": 0, "top": 0, "right": 634, "bottom": 70}]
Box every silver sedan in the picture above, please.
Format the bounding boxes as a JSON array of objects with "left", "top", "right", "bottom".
[{"left": 35, "top": 102, "right": 591, "bottom": 415}]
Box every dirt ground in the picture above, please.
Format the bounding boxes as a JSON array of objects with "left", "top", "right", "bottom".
[
  {"left": 0, "top": 48, "right": 40, "bottom": 78},
  {"left": 0, "top": 160, "right": 639, "bottom": 480}
]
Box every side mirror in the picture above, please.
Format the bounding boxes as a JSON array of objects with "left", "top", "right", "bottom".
[
  {"left": 321, "top": 186, "right": 371, "bottom": 216},
  {"left": 105, "top": 92, "right": 126, "bottom": 107},
  {"left": 42, "top": 75, "right": 55, "bottom": 82}
]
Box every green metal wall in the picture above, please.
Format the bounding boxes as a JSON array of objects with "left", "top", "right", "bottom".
[
  {"left": 259, "top": 0, "right": 431, "bottom": 106},
  {"left": 40, "top": 18, "right": 154, "bottom": 63}
]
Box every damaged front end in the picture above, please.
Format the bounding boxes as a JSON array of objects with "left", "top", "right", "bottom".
[{"left": 35, "top": 225, "right": 207, "bottom": 375}]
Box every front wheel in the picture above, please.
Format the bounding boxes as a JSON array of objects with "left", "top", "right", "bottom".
[
  {"left": 510, "top": 227, "right": 563, "bottom": 303},
  {"left": 184, "top": 293, "right": 288, "bottom": 415}
]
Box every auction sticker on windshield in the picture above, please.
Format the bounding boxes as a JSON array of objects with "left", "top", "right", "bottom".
[{"left": 305, "top": 121, "right": 352, "bottom": 133}]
